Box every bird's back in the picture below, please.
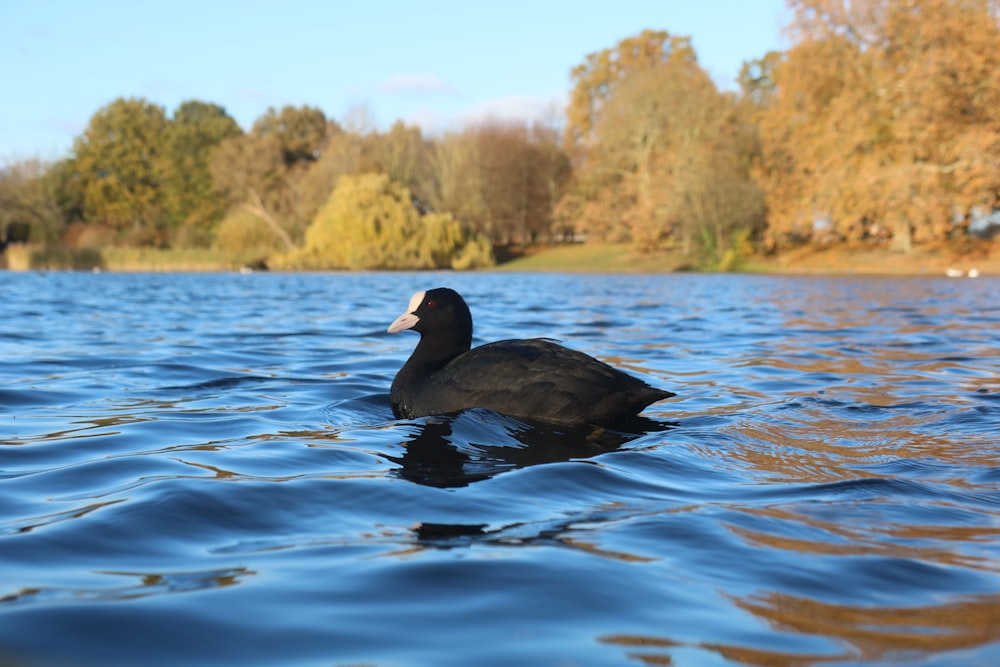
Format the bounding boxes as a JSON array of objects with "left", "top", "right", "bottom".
[{"left": 402, "top": 338, "right": 672, "bottom": 425}]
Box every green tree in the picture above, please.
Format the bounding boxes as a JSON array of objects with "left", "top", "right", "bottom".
[
  {"left": 159, "top": 100, "right": 242, "bottom": 246},
  {"left": 0, "top": 159, "right": 67, "bottom": 245},
  {"left": 252, "top": 105, "right": 330, "bottom": 165},
  {"left": 72, "top": 97, "right": 169, "bottom": 245},
  {"left": 46, "top": 157, "right": 85, "bottom": 231},
  {"left": 277, "top": 173, "right": 493, "bottom": 270}
]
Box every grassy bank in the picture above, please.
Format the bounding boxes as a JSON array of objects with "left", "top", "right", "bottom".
[
  {"left": 495, "top": 243, "right": 693, "bottom": 273},
  {"left": 4, "top": 239, "right": 997, "bottom": 275},
  {"left": 497, "top": 240, "right": 999, "bottom": 276},
  {"left": 1, "top": 244, "right": 257, "bottom": 272},
  {"left": 747, "top": 240, "right": 999, "bottom": 276},
  {"left": 100, "top": 247, "right": 254, "bottom": 272}
]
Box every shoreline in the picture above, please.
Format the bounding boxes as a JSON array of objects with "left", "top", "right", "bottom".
[
  {"left": 494, "top": 240, "right": 999, "bottom": 277},
  {"left": 2, "top": 240, "right": 997, "bottom": 276}
]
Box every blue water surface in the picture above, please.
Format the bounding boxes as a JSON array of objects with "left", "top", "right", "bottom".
[{"left": 1, "top": 271, "right": 999, "bottom": 667}]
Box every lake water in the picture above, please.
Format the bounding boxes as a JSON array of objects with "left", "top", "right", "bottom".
[{"left": 1, "top": 270, "right": 998, "bottom": 667}]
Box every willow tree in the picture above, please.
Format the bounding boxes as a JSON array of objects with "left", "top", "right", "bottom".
[
  {"left": 757, "top": 0, "right": 1000, "bottom": 249},
  {"left": 277, "top": 173, "right": 494, "bottom": 270}
]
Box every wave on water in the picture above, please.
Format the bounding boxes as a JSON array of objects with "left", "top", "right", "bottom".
[{"left": 1, "top": 271, "right": 999, "bottom": 667}]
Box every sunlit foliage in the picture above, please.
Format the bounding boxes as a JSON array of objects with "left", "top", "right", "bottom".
[
  {"left": 0, "top": 159, "right": 67, "bottom": 245},
  {"left": 5, "top": 5, "right": 999, "bottom": 269},
  {"left": 213, "top": 207, "right": 285, "bottom": 267},
  {"left": 159, "top": 101, "right": 242, "bottom": 247},
  {"left": 432, "top": 120, "right": 570, "bottom": 244},
  {"left": 211, "top": 105, "right": 336, "bottom": 246},
  {"left": 560, "top": 30, "right": 764, "bottom": 263},
  {"left": 72, "top": 97, "right": 170, "bottom": 245},
  {"left": 275, "top": 173, "right": 494, "bottom": 270},
  {"left": 756, "top": 0, "right": 1000, "bottom": 249},
  {"left": 252, "top": 104, "right": 330, "bottom": 165}
]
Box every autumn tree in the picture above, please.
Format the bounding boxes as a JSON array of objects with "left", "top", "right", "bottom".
[
  {"left": 295, "top": 120, "right": 435, "bottom": 227},
  {"left": 294, "top": 128, "right": 372, "bottom": 226},
  {"left": 46, "top": 157, "right": 86, "bottom": 232},
  {"left": 757, "top": 0, "right": 1000, "bottom": 249},
  {"left": 559, "top": 30, "right": 764, "bottom": 261},
  {"left": 211, "top": 132, "right": 296, "bottom": 250},
  {"left": 72, "top": 97, "right": 169, "bottom": 245},
  {"left": 368, "top": 120, "right": 436, "bottom": 206},
  {"left": 158, "top": 100, "right": 241, "bottom": 246},
  {"left": 432, "top": 120, "right": 570, "bottom": 244},
  {"left": 737, "top": 51, "right": 782, "bottom": 111},
  {"left": 561, "top": 30, "right": 704, "bottom": 245},
  {"left": 213, "top": 105, "right": 337, "bottom": 249},
  {"left": 564, "top": 30, "right": 693, "bottom": 162}
]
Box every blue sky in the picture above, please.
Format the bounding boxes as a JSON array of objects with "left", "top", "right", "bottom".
[{"left": 0, "top": 0, "right": 788, "bottom": 162}]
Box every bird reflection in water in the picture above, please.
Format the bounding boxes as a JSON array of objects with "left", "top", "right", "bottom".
[
  {"left": 386, "top": 408, "right": 674, "bottom": 489},
  {"left": 384, "top": 409, "right": 675, "bottom": 548}
]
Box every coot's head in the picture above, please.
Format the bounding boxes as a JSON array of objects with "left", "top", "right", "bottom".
[{"left": 387, "top": 287, "right": 473, "bottom": 350}]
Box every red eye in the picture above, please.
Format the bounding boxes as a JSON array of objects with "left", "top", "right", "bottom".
[{"left": 426, "top": 299, "right": 436, "bottom": 308}]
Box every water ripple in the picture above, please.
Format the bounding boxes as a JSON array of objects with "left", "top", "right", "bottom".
[{"left": 1, "top": 272, "right": 999, "bottom": 666}]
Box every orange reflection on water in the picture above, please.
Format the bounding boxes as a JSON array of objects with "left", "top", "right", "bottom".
[
  {"left": 731, "top": 590, "right": 1000, "bottom": 663},
  {"left": 601, "top": 591, "right": 1000, "bottom": 666}
]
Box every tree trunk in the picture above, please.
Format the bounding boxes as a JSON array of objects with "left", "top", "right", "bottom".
[
  {"left": 242, "top": 188, "right": 295, "bottom": 251},
  {"left": 890, "top": 219, "right": 913, "bottom": 253}
]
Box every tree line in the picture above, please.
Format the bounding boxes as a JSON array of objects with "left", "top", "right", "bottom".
[{"left": 3, "top": 0, "right": 998, "bottom": 270}]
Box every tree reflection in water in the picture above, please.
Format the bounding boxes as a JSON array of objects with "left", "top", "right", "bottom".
[{"left": 600, "top": 591, "right": 1000, "bottom": 665}]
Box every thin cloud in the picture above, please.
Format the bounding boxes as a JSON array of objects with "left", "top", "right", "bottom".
[
  {"left": 374, "top": 74, "right": 456, "bottom": 95},
  {"left": 400, "top": 107, "right": 451, "bottom": 134},
  {"left": 458, "top": 93, "right": 564, "bottom": 125},
  {"left": 401, "top": 94, "right": 566, "bottom": 136},
  {"left": 234, "top": 87, "right": 278, "bottom": 106},
  {"left": 46, "top": 117, "right": 87, "bottom": 135}
]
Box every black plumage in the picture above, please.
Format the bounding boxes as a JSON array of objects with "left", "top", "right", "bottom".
[{"left": 387, "top": 287, "right": 674, "bottom": 426}]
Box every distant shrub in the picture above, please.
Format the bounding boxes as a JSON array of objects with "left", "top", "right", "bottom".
[
  {"left": 275, "top": 173, "right": 494, "bottom": 270},
  {"left": 70, "top": 223, "right": 116, "bottom": 249},
  {"left": 100, "top": 247, "right": 236, "bottom": 271},
  {"left": 214, "top": 208, "right": 284, "bottom": 266},
  {"left": 1, "top": 244, "right": 31, "bottom": 270},
  {"left": 1, "top": 244, "right": 104, "bottom": 270},
  {"left": 171, "top": 221, "right": 215, "bottom": 249}
]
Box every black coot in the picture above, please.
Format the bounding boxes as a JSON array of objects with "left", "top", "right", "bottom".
[{"left": 387, "top": 287, "right": 674, "bottom": 426}]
